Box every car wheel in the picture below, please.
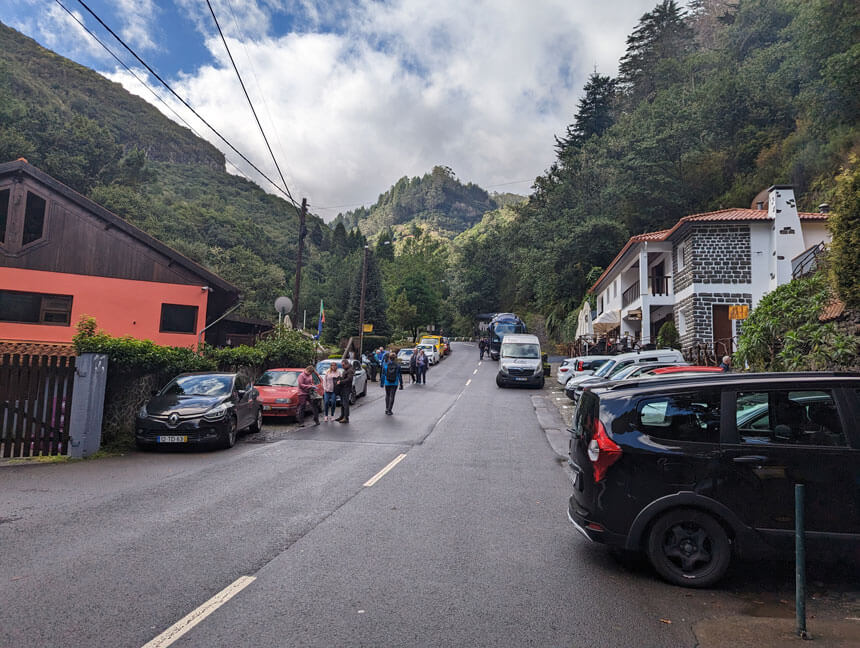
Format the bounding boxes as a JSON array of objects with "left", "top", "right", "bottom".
[
  {"left": 646, "top": 508, "right": 731, "bottom": 588},
  {"left": 248, "top": 407, "right": 263, "bottom": 433},
  {"left": 219, "top": 415, "right": 238, "bottom": 449},
  {"left": 349, "top": 387, "right": 357, "bottom": 405},
  {"left": 536, "top": 377, "right": 545, "bottom": 389},
  {"left": 496, "top": 375, "right": 504, "bottom": 388}
]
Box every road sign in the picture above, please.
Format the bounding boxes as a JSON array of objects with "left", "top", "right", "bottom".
[
  {"left": 728, "top": 304, "right": 749, "bottom": 320},
  {"left": 363, "top": 323, "right": 373, "bottom": 333}
]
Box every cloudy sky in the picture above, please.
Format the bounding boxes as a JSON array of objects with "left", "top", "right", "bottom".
[{"left": 7, "top": 0, "right": 659, "bottom": 219}]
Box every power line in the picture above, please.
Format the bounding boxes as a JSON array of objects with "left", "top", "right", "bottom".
[
  {"left": 72, "top": 0, "right": 300, "bottom": 207},
  {"left": 52, "top": 0, "right": 264, "bottom": 188},
  {"left": 205, "top": 0, "right": 295, "bottom": 204}
]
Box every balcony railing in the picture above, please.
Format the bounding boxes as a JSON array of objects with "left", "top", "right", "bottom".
[
  {"left": 622, "top": 281, "right": 640, "bottom": 307},
  {"left": 622, "top": 276, "right": 672, "bottom": 308}
]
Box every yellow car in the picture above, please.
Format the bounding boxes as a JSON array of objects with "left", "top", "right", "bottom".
[{"left": 419, "top": 335, "right": 444, "bottom": 358}]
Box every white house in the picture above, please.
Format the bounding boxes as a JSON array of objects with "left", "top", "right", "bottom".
[{"left": 590, "top": 185, "right": 830, "bottom": 357}]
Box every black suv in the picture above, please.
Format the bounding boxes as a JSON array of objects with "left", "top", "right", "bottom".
[{"left": 567, "top": 372, "right": 859, "bottom": 587}]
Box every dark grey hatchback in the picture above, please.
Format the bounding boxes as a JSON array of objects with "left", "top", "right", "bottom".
[
  {"left": 135, "top": 372, "right": 263, "bottom": 450},
  {"left": 567, "top": 372, "right": 860, "bottom": 587}
]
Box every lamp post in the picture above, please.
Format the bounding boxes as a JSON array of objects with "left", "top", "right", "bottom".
[{"left": 358, "top": 245, "right": 369, "bottom": 358}]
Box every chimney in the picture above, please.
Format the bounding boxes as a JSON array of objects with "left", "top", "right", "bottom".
[
  {"left": 756, "top": 201, "right": 764, "bottom": 210},
  {"left": 818, "top": 203, "right": 829, "bottom": 214}
]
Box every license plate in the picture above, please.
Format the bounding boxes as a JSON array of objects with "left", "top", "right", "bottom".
[
  {"left": 514, "top": 377, "right": 527, "bottom": 382},
  {"left": 157, "top": 435, "right": 187, "bottom": 443},
  {"left": 262, "top": 405, "right": 272, "bottom": 410}
]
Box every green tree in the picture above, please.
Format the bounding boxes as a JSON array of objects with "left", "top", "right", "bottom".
[{"left": 828, "top": 156, "right": 860, "bottom": 308}]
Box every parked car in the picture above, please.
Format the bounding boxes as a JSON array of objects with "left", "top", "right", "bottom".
[
  {"left": 420, "top": 336, "right": 445, "bottom": 359},
  {"left": 416, "top": 343, "right": 440, "bottom": 365},
  {"left": 496, "top": 334, "right": 544, "bottom": 388},
  {"left": 441, "top": 337, "right": 452, "bottom": 354},
  {"left": 646, "top": 366, "right": 723, "bottom": 376},
  {"left": 397, "top": 348, "right": 415, "bottom": 371},
  {"left": 556, "top": 355, "right": 614, "bottom": 385},
  {"left": 564, "top": 349, "right": 685, "bottom": 400},
  {"left": 253, "top": 368, "right": 320, "bottom": 422},
  {"left": 314, "top": 358, "right": 368, "bottom": 403},
  {"left": 567, "top": 372, "right": 860, "bottom": 588},
  {"left": 135, "top": 372, "right": 262, "bottom": 450},
  {"left": 565, "top": 361, "right": 691, "bottom": 404}
]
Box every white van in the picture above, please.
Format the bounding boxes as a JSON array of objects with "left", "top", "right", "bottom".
[
  {"left": 563, "top": 348, "right": 685, "bottom": 397},
  {"left": 497, "top": 334, "right": 544, "bottom": 388}
]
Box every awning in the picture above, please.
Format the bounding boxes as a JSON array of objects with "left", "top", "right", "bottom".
[{"left": 593, "top": 309, "right": 620, "bottom": 334}]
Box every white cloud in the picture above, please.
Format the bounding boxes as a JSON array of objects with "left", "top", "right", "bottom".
[
  {"left": 105, "top": 0, "right": 657, "bottom": 219},
  {"left": 10, "top": 1, "right": 113, "bottom": 64},
  {"left": 115, "top": 0, "right": 159, "bottom": 51}
]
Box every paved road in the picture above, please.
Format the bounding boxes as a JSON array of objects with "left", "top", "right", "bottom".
[{"left": 2, "top": 343, "right": 857, "bottom": 647}]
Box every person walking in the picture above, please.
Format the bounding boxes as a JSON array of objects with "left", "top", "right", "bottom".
[
  {"left": 321, "top": 362, "right": 340, "bottom": 422},
  {"left": 296, "top": 365, "right": 320, "bottom": 426},
  {"left": 479, "top": 338, "right": 486, "bottom": 360},
  {"left": 409, "top": 349, "right": 418, "bottom": 384},
  {"left": 416, "top": 348, "right": 428, "bottom": 384},
  {"left": 380, "top": 351, "right": 403, "bottom": 415},
  {"left": 335, "top": 359, "right": 355, "bottom": 423}
]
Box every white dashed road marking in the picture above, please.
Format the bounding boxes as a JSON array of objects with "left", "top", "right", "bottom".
[
  {"left": 364, "top": 453, "right": 407, "bottom": 487},
  {"left": 142, "top": 576, "right": 256, "bottom": 648}
]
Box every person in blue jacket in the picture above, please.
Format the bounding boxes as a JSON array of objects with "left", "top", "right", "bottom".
[{"left": 380, "top": 351, "right": 404, "bottom": 415}]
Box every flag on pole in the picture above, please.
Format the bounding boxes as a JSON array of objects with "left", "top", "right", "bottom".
[{"left": 316, "top": 300, "right": 325, "bottom": 338}]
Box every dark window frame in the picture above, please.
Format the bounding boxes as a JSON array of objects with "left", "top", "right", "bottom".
[
  {"left": 0, "top": 187, "right": 10, "bottom": 245},
  {"left": 0, "top": 290, "right": 73, "bottom": 326},
  {"left": 159, "top": 303, "right": 199, "bottom": 334},
  {"left": 22, "top": 191, "right": 47, "bottom": 247},
  {"left": 635, "top": 390, "right": 722, "bottom": 444}
]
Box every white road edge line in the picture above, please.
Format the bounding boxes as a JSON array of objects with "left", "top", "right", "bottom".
[
  {"left": 465, "top": 379, "right": 472, "bottom": 386},
  {"left": 364, "top": 453, "right": 407, "bottom": 487},
  {"left": 141, "top": 576, "right": 256, "bottom": 648}
]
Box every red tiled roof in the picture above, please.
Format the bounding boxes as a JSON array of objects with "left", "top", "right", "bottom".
[
  {"left": 589, "top": 209, "right": 829, "bottom": 292},
  {"left": 0, "top": 341, "right": 76, "bottom": 357},
  {"left": 819, "top": 298, "right": 846, "bottom": 322}
]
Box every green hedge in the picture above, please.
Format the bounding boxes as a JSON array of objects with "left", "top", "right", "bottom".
[{"left": 73, "top": 317, "right": 316, "bottom": 373}]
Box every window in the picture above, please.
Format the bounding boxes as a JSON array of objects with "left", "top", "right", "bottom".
[
  {"left": 677, "top": 241, "right": 687, "bottom": 271},
  {"left": 0, "top": 290, "right": 72, "bottom": 326},
  {"left": 22, "top": 192, "right": 46, "bottom": 246},
  {"left": 637, "top": 391, "right": 721, "bottom": 443},
  {"left": 0, "top": 188, "right": 9, "bottom": 244},
  {"left": 160, "top": 304, "right": 198, "bottom": 334},
  {"left": 735, "top": 390, "right": 846, "bottom": 447},
  {"left": 678, "top": 312, "right": 686, "bottom": 336}
]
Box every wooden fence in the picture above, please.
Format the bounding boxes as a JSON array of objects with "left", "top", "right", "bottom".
[{"left": 0, "top": 354, "right": 75, "bottom": 458}]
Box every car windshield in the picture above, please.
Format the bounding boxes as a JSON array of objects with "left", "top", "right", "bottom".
[
  {"left": 255, "top": 370, "right": 300, "bottom": 387},
  {"left": 399, "top": 350, "right": 414, "bottom": 357},
  {"left": 161, "top": 374, "right": 232, "bottom": 397},
  {"left": 501, "top": 342, "right": 540, "bottom": 359},
  {"left": 593, "top": 360, "right": 616, "bottom": 377}
]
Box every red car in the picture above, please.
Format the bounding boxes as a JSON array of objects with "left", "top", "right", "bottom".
[
  {"left": 647, "top": 365, "right": 724, "bottom": 375},
  {"left": 254, "top": 368, "right": 320, "bottom": 421}
]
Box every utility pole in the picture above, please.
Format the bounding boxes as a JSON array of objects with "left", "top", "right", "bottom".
[
  {"left": 358, "top": 245, "right": 369, "bottom": 358},
  {"left": 292, "top": 198, "right": 307, "bottom": 329}
]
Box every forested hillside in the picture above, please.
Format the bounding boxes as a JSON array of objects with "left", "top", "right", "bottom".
[
  {"left": 0, "top": 22, "right": 327, "bottom": 322},
  {"left": 332, "top": 166, "right": 522, "bottom": 239},
  {"left": 448, "top": 0, "right": 859, "bottom": 339}
]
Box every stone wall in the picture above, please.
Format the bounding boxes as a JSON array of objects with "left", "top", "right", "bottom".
[
  {"left": 691, "top": 223, "right": 751, "bottom": 284},
  {"left": 676, "top": 291, "right": 753, "bottom": 358},
  {"left": 673, "top": 231, "right": 694, "bottom": 292}
]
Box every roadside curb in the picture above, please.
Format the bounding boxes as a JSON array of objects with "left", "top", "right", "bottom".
[{"left": 531, "top": 394, "right": 569, "bottom": 459}]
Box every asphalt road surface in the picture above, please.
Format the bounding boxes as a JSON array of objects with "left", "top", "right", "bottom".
[{"left": 1, "top": 342, "right": 855, "bottom": 647}]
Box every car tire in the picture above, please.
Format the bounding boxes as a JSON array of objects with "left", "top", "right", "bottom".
[
  {"left": 219, "top": 415, "right": 238, "bottom": 449},
  {"left": 248, "top": 407, "right": 263, "bottom": 433},
  {"left": 646, "top": 508, "right": 731, "bottom": 588},
  {"left": 496, "top": 375, "right": 505, "bottom": 388},
  {"left": 536, "top": 377, "right": 545, "bottom": 389},
  {"left": 350, "top": 387, "right": 356, "bottom": 405}
]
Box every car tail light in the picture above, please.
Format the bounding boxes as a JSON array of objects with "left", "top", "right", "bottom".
[
  {"left": 587, "top": 420, "right": 621, "bottom": 482},
  {"left": 560, "top": 367, "right": 569, "bottom": 373},
  {"left": 576, "top": 360, "right": 584, "bottom": 371}
]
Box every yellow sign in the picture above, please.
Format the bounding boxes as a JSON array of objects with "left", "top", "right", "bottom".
[
  {"left": 363, "top": 323, "right": 374, "bottom": 332},
  {"left": 728, "top": 305, "right": 749, "bottom": 320}
]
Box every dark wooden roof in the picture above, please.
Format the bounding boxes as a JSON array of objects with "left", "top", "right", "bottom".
[{"left": 0, "top": 159, "right": 238, "bottom": 297}]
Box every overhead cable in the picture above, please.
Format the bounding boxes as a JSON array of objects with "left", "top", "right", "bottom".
[
  {"left": 53, "top": 0, "right": 262, "bottom": 187},
  {"left": 72, "top": 0, "right": 301, "bottom": 207},
  {"left": 206, "top": 0, "right": 296, "bottom": 205}
]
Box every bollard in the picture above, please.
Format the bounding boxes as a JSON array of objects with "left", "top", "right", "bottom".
[{"left": 795, "top": 483, "right": 810, "bottom": 639}]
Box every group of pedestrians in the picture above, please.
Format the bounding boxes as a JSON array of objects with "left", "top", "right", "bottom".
[
  {"left": 407, "top": 348, "right": 429, "bottom": 384},
  {"left": 296, "top": 359, "right": 354, "bottom": 426}
]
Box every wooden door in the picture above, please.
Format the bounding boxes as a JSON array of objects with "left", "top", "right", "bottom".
[{"left": 712, "top": 305, "right": 732, "bottom": 359}]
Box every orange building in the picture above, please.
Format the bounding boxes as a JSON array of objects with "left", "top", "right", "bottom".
[{"left": 0, "top": 159, "right": 239, "bottom": 349}]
